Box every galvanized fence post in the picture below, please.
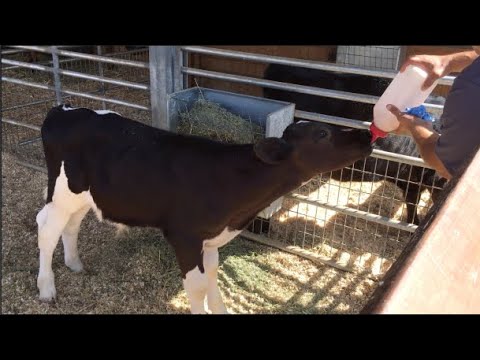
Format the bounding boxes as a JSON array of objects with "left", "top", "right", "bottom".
[
  {"left": 51, "top": 46, "right": 63, "bottom": 105},
  {"left": 181, "top": 47, "right": 189, "bottom": 90},
  {"left": 96, "top": 45, "right": 107, "bottom": 110},
  {"left": 395, "top": 46, "right": 408, "bottom": 70},
  {"left": 149, "top": 46, "right": 182, "bottom": 129}
]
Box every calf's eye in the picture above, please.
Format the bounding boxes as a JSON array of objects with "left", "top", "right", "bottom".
[{"left": 314, "top": 130, "right": 327, "bottom": 142}]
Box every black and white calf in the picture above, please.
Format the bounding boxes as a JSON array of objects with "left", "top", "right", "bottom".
[{"left": 36, "top": 104, "right": 373, "bottom": 313}]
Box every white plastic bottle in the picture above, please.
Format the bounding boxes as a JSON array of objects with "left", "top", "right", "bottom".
[{"left": 370, "top": 65, "right": 439, "bottom": 142}]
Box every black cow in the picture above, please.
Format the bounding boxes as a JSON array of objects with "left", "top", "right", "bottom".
[
  {"left": 263, "top": 64, "right": 447, "bottom": 225},
  {"left": 36, "top": 104, "right": 372, "bottom": 313}
]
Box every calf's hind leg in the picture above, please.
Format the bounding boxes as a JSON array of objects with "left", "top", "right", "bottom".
[
  {"left": 36, "top": 204, "right": 71, "bottom": 302},
  {"left": 62, "top": 205, "right": 91, "bottom": 272}
]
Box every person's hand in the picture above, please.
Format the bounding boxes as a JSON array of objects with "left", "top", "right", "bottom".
[
  {"left": 386, "top": 104, "right": 433, "bottom": 136},
  {"left": 400, "top": 54, "right": 451, "bottom": 90}
]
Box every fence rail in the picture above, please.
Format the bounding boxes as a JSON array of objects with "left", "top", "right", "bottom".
[
  {"left": 2, "top": 58, "right": 150, "bottom": 91},
  {"left": 10, "top": 46, "right": 150, "bottom": 69},
  {"left": 181, "top": 46, "right": 456, "bottom": 86}
]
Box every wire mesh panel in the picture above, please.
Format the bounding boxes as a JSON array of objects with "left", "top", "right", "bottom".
[
  {"left": 255, "top": 155, "right": 446, "bottom": 274},
  {"left": 336, "top": 46, "right": 403, "bottom": 71}
]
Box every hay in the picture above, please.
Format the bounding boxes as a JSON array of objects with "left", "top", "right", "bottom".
[{"left": 177, "top": 98, "right": 264, "bottom": 144}]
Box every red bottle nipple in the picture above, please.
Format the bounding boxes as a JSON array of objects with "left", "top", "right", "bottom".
[{"left": 369, "top": 123, "right": 388, "bottom": 143}]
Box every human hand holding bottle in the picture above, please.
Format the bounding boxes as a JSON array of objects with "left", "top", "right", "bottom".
[
  {"left": 400, "top": 49, "right": 479, "bottom": 90},
  {"left": 385, "top": 104, "right": 434, "bottom": 136},
  {"left": 400, "top": 55, "right": 451, "bottom": 91}
]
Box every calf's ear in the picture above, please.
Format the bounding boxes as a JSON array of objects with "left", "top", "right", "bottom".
[{"left": 254, "top": 137, "right": 293, "bottom": 165}]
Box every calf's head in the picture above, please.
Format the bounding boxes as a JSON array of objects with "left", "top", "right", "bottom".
[{"left": 254, "top": 121, "right": 373, "bottom": 175}]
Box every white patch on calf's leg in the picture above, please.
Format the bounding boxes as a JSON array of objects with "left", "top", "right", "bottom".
[
  {"left": 62, "top": 205, "right": 90, "bottom": 272},
  {"left": 203, "top": 248, "right": 228, "bottom": 314},
  {"left": 52, "top": 163, "right": 104, "bottom": 222},
  {"left": 183, "top": 266, "right": 208, "bottom": 314},
  {"left": 196, "top": 227, "right": 240, "bottom": 314},
  {"left": 53, "top": 162, "right": 91, "bottom": 213},
  {"left": 43, "top": 186, "right": 48, "bottom": 201},
  {"left": 37, "top": 161, "right": 94, "bottom": 301},
  {"left": 37, "top": 203, "right": 71, "bottom": 301},
  {"left": 36, "top": 206, "right": 48, "bottom": 229},
  {"left": 202, "top": 227, "right": 242, "bottom": 250},
  {"left": 88, "top": 194, "right": 104, "bottom": 222},
  {"left": 93, "top": 207, "right": 103, "bottom": 222}
]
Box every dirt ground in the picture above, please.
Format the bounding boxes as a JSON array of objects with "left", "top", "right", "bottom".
[{"left": 2, "top": 152, "right": 378, "bottom": 314}]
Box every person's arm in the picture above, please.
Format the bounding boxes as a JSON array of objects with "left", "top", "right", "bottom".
[
  {"left": 401, "top": 49, "right": 479, "bottom": 90},
  {"left": 387, "top": 104, "right": 452, "bottom": 180}
]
